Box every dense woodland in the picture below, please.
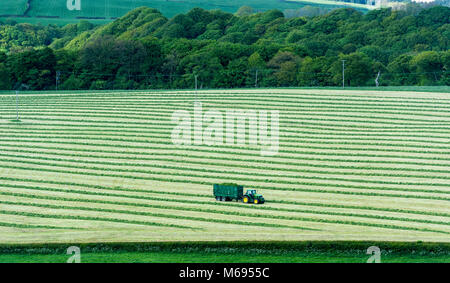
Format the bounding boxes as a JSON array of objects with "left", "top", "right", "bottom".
[{"left": 0, "top": 5, "right": 449, "bottom": 90}]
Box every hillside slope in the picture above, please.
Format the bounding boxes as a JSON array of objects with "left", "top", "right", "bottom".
[{"left": 1, "top": 0, "right": 371, "bottom": 24}]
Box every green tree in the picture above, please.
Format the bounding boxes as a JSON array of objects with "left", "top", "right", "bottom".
[
  {"left": 331, "top": 52, "right": 374, "bottom": 86},
  {"left": 410, "top": 51, "right": 444, "bottom": 85},
  {"left": 0, "top": 63, "right": 11, "bottom": 90}
]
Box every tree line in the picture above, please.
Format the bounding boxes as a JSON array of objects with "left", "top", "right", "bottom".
[{"left": 0, "top": 5, "right": 448, "bottom": 90}]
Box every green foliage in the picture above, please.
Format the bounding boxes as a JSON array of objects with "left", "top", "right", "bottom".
[
  {"left": 331, "top": 52, "right": 375, "bottom": 86},
  {"left": 0, "top": 6, "right": 449, "bottom": 90},
  {"left": 0, "top": 63, "right": 11, "bottom": 89}
]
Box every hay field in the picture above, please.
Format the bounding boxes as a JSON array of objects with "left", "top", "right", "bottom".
[{"left": 0, "top": 88, "right": 449, "bottom": 244}]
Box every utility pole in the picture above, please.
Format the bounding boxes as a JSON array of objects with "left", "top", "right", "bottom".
[
  {"left": 194, "top": 74, "right": 198, "bottom": 101},
  {"left": 195, "top": 75, "right": 198, "bottom": 93},
  {"left": 255, "top": 69, "right": 258, "bottom": 88},
  {"left": 375, "top": 70, "right": 381, "bottom": 87},
  {"left": 15, "top": 90, "right": 19, "bottom": 121},
  {"left": 56, "top": 71, "right": 61, "bottom": 91},
  {"left": 341, "top": 60, "right": 346, "bottom": 88}
]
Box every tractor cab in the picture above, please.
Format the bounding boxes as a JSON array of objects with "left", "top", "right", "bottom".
[{"left": 243, "top": 189, "right": 265, "bottom": 204}]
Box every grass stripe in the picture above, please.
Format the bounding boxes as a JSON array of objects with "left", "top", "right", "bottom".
[
  {"left": 2, "top": 141, "right": 450, "bottom": 168},
  {"left": 0, "top": 137, "right": 449, "bottom": 159},
  {"left": 8, "top": 94, "right": 450, "bottom": 107},
  {"left": 1, "top": 156, "right": 450, "bottom": 198},
  {"left": 0, "top": 222, "right": 81, "bottom": 230},
  {"left": 2, "top": 108, "right": 449, "bottom": 124},
  {"left": 1, "top": 199, "right": 448, "bottom": 235},
  {"left": 3, "top": 130, "right": 450, "bottom": 150},
  {"left": 5, "top": 115, "right": 450, "bottom": 129},
  {"left": 3, "top": 127, "right": 450, "bottom": 145},
  {"left": 1, "top": 176, "right": 448, "bottom": 218},
  {"left": 0, "top": 200, "right": 316, "bottom": 231},
  {"left": 2, "top": 105, "right": 450, "bottom": 120},
  {"left": 1, "top": 190, "right": 449, "bottom": 228},
  {"left": 2, "top": 146, "right": 450, "bottom": 178},
  {"left": 0, "top": 209, "right": 195, "bottom": 230},
  {"left": 1, "top": 152, "right": 450, "bottom": 193}
]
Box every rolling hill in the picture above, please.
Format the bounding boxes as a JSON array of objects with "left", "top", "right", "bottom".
[{"left": 0, "top": 0, "right": 373, "bottom": 24}]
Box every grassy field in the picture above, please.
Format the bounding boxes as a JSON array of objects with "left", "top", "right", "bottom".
[
  {"left": 0, "top": 0, "right": 369, "bottom": 24},
  {"left": 0, "top": 241, "right": 448, "bottom": 263},
  {"left": 3, "top": 251, "right": 450, "bottom": 263},
  {"left": 0, "top": 88, "right": 449, "bottom": 249},
  {"left": 287, "top": 0, "right": 376, "bottom": 10},
  {"left": 0, "top": 1, "right": 28, "bottom": 16}
]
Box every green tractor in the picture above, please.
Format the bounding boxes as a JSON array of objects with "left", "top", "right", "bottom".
[
  {"left": 213, "top": 184, "right": 265, "bottom": 205},
  {"left": 242, "top": 189, "right": 265, "bottom": 204}
]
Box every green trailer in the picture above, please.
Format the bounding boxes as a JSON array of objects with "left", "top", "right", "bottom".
[{"left": 213, "top": 184, "right": 265, "bottom": 204}]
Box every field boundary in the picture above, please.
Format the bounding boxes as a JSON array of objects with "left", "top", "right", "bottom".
[{"left": 1, "top": 241, "right": 449, "bottom": 255}]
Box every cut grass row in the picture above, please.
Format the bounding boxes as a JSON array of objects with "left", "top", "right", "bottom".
[
  {"left": 5, "top": 114, "right": 450, "bottom": 130},
  {"left": 2, "top": 108, "right": 450, "bottom": 124},
  {"left": 2, "top": 176, "right": 448, "bottom": 218},
  {"left": 1, "top": 190, "right": 449, "bottom": 229},
  {"left": 0, "top": 200, "right": 316, "bottom": 232},
  {"left": 7, "top": 92, "right": 450, "bottom": 106},
  {"left": 4, "top": 129, "right": 450, "bottom": 151},
  {"left": 2, "top": 151, "right": 450, "bottom": 190},
  {"left": 0, "top": 221, "right": 79, "bottom": 230},
  {"left": 0, "top": 154, "right": 449, "bottom": 200},
  {"left": 3, "top": 101, "right": 449, "bottom": 124},
  {"left": 1, "top": 158, "right": 450, "bottom": 201},
  {"left": 3, "top": 196, "right": 450, "bottom": 235},
  {"left": 2, "top": 129, "right": 450, "bottom": 152},
  {"left": 5, "top": 99, "right": 448, "bottom": 115},
  {"left": 4, "top": 103, "right": 450, "bottom": 120},
  {"left": 2, "top": 136, "right": 449, "bottom": 158},
  {"left": 5, "top": 103, "right": 450, "bottom": 120},
  {"left": 3, "top": 139, "right": 446, "bottom": 179},
  {"left": 0, "top": 209, "right": 196, "bottom": 230},
  {"left": 4, "top": 120, "right": 450, "bottom": 136},
  {"left": 3, "top": 128, "right": 450, "bottom": 148},
  {"left": 5, "top": 89, "right": 449, "bottom": 99},
  {"left": 6, "top": 102, "right": 448, "bottom": 119},
  {"left": 2, "top": 146, "right": 450, "bottom": 179},
  {"left": 5, "top": 91, "right": 450, "bottom": 105},
  {"left": 2, "top": 141, "right": 450, "bottom": 168}
]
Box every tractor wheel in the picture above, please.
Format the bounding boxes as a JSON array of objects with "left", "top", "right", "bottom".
[
  {"left": 243, "top": 196, "right": 249, "bottom": 203},
  {"left": 254, "top": 199, "right": 259, "bottom": 204},
  {"left": 215, "top": 196, "right": 219, "bottom": 201}
]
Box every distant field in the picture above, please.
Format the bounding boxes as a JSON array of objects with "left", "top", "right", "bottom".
[
  {"left": 0, "top": 0, "right": 370, "bottom": 24},
  {"left": 0, "top": 88, "right": 449, "bottom": 245},
  {"left": 0, "top": 0, "right": 28, "bottom": 16},
  {"left": 287, "top": 0, "right": 376, "bottom": 10}
]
